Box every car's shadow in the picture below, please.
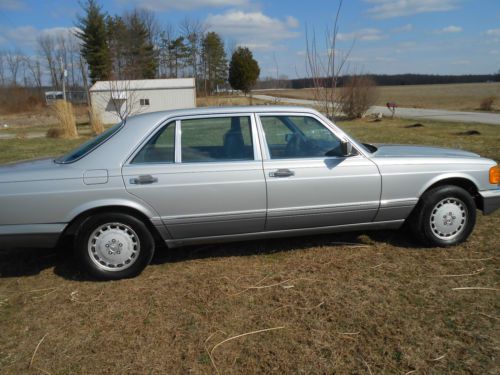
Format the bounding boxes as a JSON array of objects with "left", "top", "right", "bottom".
[{"left": 0, "top": 229, "right": 418, "bottom": 281}]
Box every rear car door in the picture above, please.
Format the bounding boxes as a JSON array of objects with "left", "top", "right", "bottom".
[
  {"left": 122, "top": 113, "right": 266, "bottom": 239},
  {"left": 257, "top": 113, "right": 381, "bottom": 231}
]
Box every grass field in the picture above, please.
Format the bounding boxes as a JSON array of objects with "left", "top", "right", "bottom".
[
  {"left": 257, "top": 82, "right": 500, "bottom": 111},
  {"left": 0, "top": 117, "right": 499, "bottom": 374}
]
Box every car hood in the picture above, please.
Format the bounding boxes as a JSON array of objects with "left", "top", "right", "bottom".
[
  {"left": 372, "top": 144, "right": 480, "bottom": 158},
  {"left": 0, "top": 157, "right": 79, "bottom": 183}
]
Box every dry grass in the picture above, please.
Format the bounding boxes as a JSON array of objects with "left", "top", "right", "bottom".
[
  {"left": 52, "top": 100, "right": 78, "bottom": 139},
  {"left": 90, "top": 110, "right": 104, "bottom": 135},
  {"left": 0, "top": 117, "right": 499, "bottom": 374},
  {"left": 257, "top": 82, "right": 500, "bottom": 111}
]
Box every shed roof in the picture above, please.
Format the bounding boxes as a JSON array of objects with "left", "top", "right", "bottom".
[{"left": 89, "top": 78, "right": 195, "bottom": 92}]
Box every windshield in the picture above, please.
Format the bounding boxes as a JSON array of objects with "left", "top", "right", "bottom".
[{"left": 55, "top": 123, "right": 123, "bottom": 164}]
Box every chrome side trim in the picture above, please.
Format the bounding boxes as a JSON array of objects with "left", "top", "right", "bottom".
[{"left": 0, "top": 223, "right": 66, "bottom": 235}]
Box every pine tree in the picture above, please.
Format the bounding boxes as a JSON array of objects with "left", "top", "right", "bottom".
[
  {"left": 228, "top": 47, "right": 260, "bottom": 94},
  {"left": 202, "top": 32, "right": 227, "bottom": 94},
  {"left": 123, "top": 10, "right": 157, "bottom": 79},
  {"left": 76, "top": 0, "right": 111, "bottom": 83}
]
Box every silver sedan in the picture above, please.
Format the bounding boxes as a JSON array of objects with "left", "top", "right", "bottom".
[{"left": 1, "top": 106, "right": 499, "bottom": 279}]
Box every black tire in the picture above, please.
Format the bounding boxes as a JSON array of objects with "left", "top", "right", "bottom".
[
  {"left": 75, "top": 212, "right": 155, "bottom": 280},
  {"left": 409, "top": 185, "right": 476, "bottom": 247}
]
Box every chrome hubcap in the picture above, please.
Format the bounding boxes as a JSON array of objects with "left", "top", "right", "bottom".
[
  {"left": 87, "top": 222, "right": 140, "bottom": 271},
  {"left": 430, "top": 198, "right": 467, "bottom": 240}
]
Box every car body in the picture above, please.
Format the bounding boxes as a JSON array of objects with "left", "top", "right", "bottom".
[{"left": 1, "top": 106, "right": 499, "bottom": 279}]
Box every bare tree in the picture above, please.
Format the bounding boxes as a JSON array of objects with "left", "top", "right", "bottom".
[
  {"left": 24, "top": 56, "right": 43, "bottom": 91},
  {"left": 305, "top": 0, "right": 354, "bottom": 119},
  {"left": 180, "top": 17, "right": 205, "bottom": 81},
  {"left": 107, "top": 80, "right": 144, "bottom": 121},
  {"left": 38, "top": 34, "right": 60, "bottom": 89},
  {"left": 5, "top": 49, "right": 24, "bottom": 85}
]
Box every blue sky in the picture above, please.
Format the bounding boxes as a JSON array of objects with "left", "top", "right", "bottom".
[{"left": 0, "top": 0, "right": 499, "bottom": 78}]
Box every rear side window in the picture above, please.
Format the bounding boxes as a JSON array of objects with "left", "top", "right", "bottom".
[
  {"left": 132, "top": 122, "right": 175, "bottom": 164},
  {"left": 181, "top": 116, "right": 253, "bottom": 163},
  {"left": 56, "top": 123, "right": 123, "bottom": 164}
]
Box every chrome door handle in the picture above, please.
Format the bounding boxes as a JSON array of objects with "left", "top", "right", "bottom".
[
  {"left": 130, "top": 175, "right": 158, "bottom": 184},
  {"left": 269, "top": 169, "right": 295, "bottom": 178}
]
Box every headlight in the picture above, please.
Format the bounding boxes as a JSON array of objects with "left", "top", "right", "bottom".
[{"left": 490, "top": 165, "right": 500, "bottom": 185}]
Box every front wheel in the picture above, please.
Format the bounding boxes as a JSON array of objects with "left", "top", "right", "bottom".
[
  {"left": 409, "top": 185, "right": 476, "bottom": 247},
  {"left": 75, "top": 213, "right": 155, "bottom": 280}
]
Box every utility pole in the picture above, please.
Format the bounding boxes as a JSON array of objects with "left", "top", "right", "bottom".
[{"left": 60, "top": 56, "right": 67, "bottom": 101}]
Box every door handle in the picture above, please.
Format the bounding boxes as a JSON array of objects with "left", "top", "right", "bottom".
[
  {"left": 130, "top": 175, "right": 158, "bottom": 185},
  {"left": 269, "top": 169, "right": 295, "bottom": 178}
]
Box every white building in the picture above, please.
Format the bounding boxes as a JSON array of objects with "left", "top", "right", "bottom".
[{"left": 89, "top": 78, "right": 196, "bottom": 124}]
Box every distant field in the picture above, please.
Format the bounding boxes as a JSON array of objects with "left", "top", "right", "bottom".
[
  {"left": 257, "top": 82, "right": 500, "bottom": 111},
  {"left": 1, "top": 117, "right": 499, "bottom": 374}
]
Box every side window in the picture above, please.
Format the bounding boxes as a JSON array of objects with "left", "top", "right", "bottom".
[
  {"left": 181, "top": 116, "right": 254, "bottom": 163},
  {"left": 132, "top": 122, "right": 175, "bottom": 164},
  {"left": 260, "top": 115, "right": 342, "bottom": 159}
]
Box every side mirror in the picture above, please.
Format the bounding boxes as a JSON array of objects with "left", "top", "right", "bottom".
[{"left": 340, "top": 140, "right": 353, "bottom": 156}]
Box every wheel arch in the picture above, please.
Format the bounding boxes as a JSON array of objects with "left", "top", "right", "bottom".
[
  {"left": 61, "top": 202, "right": 170, "bottom": 246},
  {"left": 417, "top": 175, "right": 481, "bottom": 209}
]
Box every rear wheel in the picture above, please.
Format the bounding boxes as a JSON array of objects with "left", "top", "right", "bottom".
[
  {"left": 409, "top": 185, "right": 476, "bottom": 247},
  {"left": 75, "top": 213, "right": 155, "bottom": 280}
]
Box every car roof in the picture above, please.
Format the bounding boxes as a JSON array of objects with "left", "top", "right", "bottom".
[{"left": 123, "top": 105, "right": 320, "bottom": 128}]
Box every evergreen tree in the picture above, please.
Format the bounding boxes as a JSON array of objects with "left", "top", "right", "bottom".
[
  {"left": 202, "top": 32, "right": 227, "bottom": 94},
  {"left": 76, "top": 0, "right": 111, "bottom": 83},
  {"left": 228, "top": 47, "right": 260, "bottom": 94},
  {"left": 123, "top": 10, "right": 157, "bottom": 79}
]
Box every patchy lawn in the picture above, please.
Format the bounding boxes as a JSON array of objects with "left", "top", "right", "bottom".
[{"left": 0, "top": 116, "right": 498, "bottom": 374}]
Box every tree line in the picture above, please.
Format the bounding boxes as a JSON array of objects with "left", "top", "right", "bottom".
[
  {"left": 0, "top": 0, "right": 261, "bottom": 97},
  {"left": 77, "top": 0, "right": 259, "bottom": 94},
  {"left": 256, "top": 73, "right": 500, "bottom": 90}
]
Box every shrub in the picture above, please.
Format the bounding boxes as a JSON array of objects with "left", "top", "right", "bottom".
[
  {"left": 339, "top": 75, "right": 378, "bottom": 119},
  {"left": 52, "top": 100, "right": 78, "bottom": 139},
  {"left": 479, "top": 96, "right": 496, "bottom": 111},
  {"left": 46, "top": 127, "right": 64, "bottom": 138},
  {"left": 90, "top": 109, "right": 104, "bottom": 135}
]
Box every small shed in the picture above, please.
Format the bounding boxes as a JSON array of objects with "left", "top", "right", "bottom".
[{"left": 89, "top": 78, "right": 196, "bottom": 124}]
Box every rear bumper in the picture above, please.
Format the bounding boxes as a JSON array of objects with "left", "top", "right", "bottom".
[
  {"left": 0, "top": 224, "right": 66, "bottom": 248},
  {"left": 479, "top": 189, "right": 500, "bottom": 215}
]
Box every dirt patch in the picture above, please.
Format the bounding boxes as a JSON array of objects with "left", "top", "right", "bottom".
[{"left": 455, "top": 130, "right": 481, "bottom": 136}]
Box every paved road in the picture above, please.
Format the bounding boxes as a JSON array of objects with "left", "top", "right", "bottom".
[{"left": 253, "top": 94, "right": 500, "bottom": 125}]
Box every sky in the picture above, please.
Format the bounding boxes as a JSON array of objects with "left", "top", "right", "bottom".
[{"left": 0, "top": 0, "right": 499, "bottom": 78}]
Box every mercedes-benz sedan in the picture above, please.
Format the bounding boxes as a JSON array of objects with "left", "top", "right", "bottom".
[{"left": 1, "top": 106, "right": 499, "bottom": 279}]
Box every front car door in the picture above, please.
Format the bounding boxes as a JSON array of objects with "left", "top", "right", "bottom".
[
  {"left": 256, "top": 112, "right": 381, "bottom": 231},
  {"left": 122, "top": 113, "right": 266, "bottom": 239}
]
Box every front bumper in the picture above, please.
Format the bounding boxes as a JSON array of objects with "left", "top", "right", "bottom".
[{"left": 479, "top": 189, "right": 500, "bottom": 215}]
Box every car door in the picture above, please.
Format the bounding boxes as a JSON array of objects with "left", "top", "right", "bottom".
[
  {"left": 257, "top": 113, "right": 381, "bottom": 231},
  {"left": 122, "top": 113, "right": 266, "bottom": 239}
]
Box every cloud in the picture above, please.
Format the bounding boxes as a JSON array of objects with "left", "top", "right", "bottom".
[
  {"left": 365, "top": 0, "right": 459, "bottom": 19},
  {"left": 0, "top": 26, "right": 79, "bottom": 49},
  {"left": 285, "top": 16, "right": 299, "bottom": 28},
  {"left": 435, "top": 25, "right": 462, "bottom": 33},
  {"left": 485, "top": 28, "right": 500, "bottom": 37},
  {"left": 117, "top": 0, "right": 249, "bottom": 11},
  {"left": 0, "top": 0, "right": 25, "bottom": 11},
  {"left": 337, "top": 28, "right": 385, "bottom": 42},
  {"left": 392, "top": 23, "right": 413, "bottom": 32},
  {"left": 205, "top": 10, "right": 300, "bottom": 51}
]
